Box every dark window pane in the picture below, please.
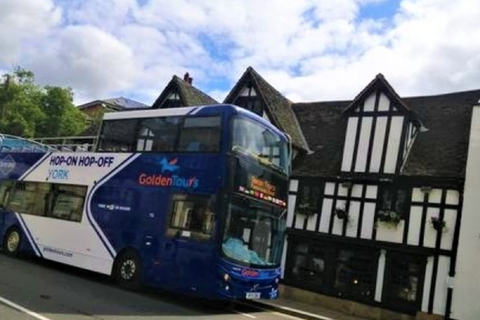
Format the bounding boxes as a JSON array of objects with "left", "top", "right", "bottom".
[
  {"left": 98, "top": 119, "right": 137, "bottom": 152},
  {"left": 387, "top": 254, "right": 423, "bottom": 304},
  {"left": 333, "top": 248, "right": 376, "bottom": 301},
  {"left": 178, "top": 117, "right": 221, "bottom": 152},
  {"left": 136, "top": 117, "right": 181, "bottom": 152}
]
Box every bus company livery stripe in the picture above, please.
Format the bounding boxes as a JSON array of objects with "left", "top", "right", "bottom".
[
  {"left": 85, "top": 153, "right": 141, "bottom": 258},
  {"left": 15, "top": 213, "right": 42, "bottom": 257},
  {"left": 18, "top": 152, "right": 52, "bottom": 180}
]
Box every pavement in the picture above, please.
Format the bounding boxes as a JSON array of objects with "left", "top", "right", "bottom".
[{"left": 251, "top": 296, "right": 371, "bottom": 320}]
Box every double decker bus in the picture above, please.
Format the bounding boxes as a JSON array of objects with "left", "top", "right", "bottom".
[{"left": 0, "top": 104, "right": 291, "bottom": 300}]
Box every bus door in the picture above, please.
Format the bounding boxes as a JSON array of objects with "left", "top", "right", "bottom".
[{"left": 163, "top": 194, "right": 216, "bottom": 295}]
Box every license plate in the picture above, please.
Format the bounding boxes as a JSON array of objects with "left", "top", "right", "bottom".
[{"left": 246, "top": 292, "right": 261, "bottom": 299}]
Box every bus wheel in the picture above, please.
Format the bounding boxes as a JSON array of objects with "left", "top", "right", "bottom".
[
  {"left": 113, "top": 250, "right": 142, "bottom": 290},
  {"left": 3, "top": 227, "right": 21, "bottom": 256}
]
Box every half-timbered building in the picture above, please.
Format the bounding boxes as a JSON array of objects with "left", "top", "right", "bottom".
[{"left": 150, "top": 67, "right": 480, "bottom": 320}]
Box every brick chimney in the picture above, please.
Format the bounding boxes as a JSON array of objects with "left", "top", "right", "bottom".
[{"left": 183, "top": 72, "right": 193, "bottom": 85}]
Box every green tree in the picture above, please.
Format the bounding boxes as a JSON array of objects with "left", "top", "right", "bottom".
[{"left": 0, "top": 67, "right": 87, "bottom": 138}]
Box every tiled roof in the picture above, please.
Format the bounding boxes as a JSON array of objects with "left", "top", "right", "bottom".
[
  {"left": 224, "top": 67, "right": 310, "bottom": 152},
  {"left": 102, "top": 97, "right": 148, "bottom": 109},
  {"left": 151, "top": 75, "right": 217, "bottom": 108},
  {"left": 292, "top": 101, "right": 350, "bottom": 178},
  {"left": 343, "top": 73, "right": 411, "bottom": 114},
  {"left": 292, "top": 89, "right": 480, "bottom": 180},
  {"left": 402, "top": 90, "right": 480, "bottom": 178},
  {"left": 77, "top": 97, "right": 148, "bottom": 110}
]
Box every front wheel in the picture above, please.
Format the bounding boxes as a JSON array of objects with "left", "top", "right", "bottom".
[
  {"left": 113, "top": 250, "right": 142, "bottom": 290},
  {"left": 3, "top": 227, "right": 22, "bottom": 256}
]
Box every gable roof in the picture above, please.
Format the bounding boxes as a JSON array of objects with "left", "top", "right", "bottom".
[
  {"left": 343, "top": 73, "right": 411, "bottom": 114},
  {"left": 151, "top": 75, "right": 218, "bottom": 108},
  {"left": 292, "top": 89, "right": 480, "bottom": 180},
  {"left": 224, "top": 67, "right": 310, "bottom": 152},
  {"left": 78, "top": 97, "right": 148, "bottom": 110}
]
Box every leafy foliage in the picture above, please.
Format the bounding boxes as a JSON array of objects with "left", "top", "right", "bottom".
[{"left": 0, "top": 67, "right": 87, "bottom": 138}]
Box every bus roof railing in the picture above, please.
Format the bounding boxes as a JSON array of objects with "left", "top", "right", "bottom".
[{"left": 32, "top": 135, "right": 97, "bottom": 152}]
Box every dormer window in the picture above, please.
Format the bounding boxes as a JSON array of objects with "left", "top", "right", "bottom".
[
  {"left": 159, "top": 90, "right": 182, "bottom": 109},
  {"left": 234, "top": 84, "right": 263, "bottom": 116}
]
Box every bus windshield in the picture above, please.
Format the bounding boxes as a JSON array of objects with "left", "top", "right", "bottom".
[
  {"left": 222, "top": 196, "right": 286, "bottom": 268},
  {"left": 231, "top": 116, "right": 289, "bottom": 175}
]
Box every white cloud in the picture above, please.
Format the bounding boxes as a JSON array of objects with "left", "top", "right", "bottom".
[
  {"left": 0, "top": 0, "right": 61, "bottom": 64},
  {"left": 26, "top": 25, "right": 139, "bottom": 102},
  {"left": 0, "top": 0, "right": 479, "bottom": 105}
]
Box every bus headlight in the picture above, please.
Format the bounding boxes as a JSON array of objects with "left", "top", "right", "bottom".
[
  {"left": 224, "top": 273, "right": 230, "bottom": 282},
  {"left": 225, "top": 285, "right": 230, "bottom": 291},
  {"left": 275, "top": 278, "right": 279, "bottom": 284}
]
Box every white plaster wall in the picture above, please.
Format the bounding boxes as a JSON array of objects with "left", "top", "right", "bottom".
[
  {"left": 306, "top": 214, "right": 318, "bottom": 231},
  {"left": 346, "top": 201, "right": 360, "bottom": 238},
  {"left": 360, "top": 202, "right": 376, "bottom": 239},
  {"left": 433, "top": 256, "right": 450, "bottom": 315},
  {"left": 341, "top": 117, "right": 358, "bottom": 171},
  {"left": 451, "top": 106, "right": 480, "bottom": 320},
  {"left": 370, "top": 117, "right": 387, "bottom": 173},
  {"left": 287, "top": 194, "right": 296, "bottom": 228},
  {"left": 363, "top": 93, "right": 376, "bottom": 111},
  {"left": 375, "top": 220, "right": 405, "bottom": 243},
  {"left": 407, "top": 205, "right": 423, "bottom": 246},
  {"left": 324, "top": 182, "right": 335, "bottom": 195},
  {"left": 354, "top": 117, "right": 372, "bottom": 172},
  {"left": 319, "top": 198, "right": 333, "bottom": 233},
  {"left": 422, "top": 256, "right": 434, "bottom": 312},
  {"left": 378, "top": 93, "right": 390, "bottom": 111},
  {"left": 375, "top": 249, "right": 386, "bottom": 302},
  {"left": 384, "top": 116, "right": 404, "bottom": 173}
]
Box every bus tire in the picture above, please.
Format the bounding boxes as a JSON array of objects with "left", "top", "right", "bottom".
[
  {"left": 3, "top": 227, "right": 22, "bottom": 256},
  {"left": 113, "top": 250, "right": 142, "bottom": 290}
]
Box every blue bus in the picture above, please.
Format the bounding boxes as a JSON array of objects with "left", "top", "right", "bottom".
[{"left": 0, "top": 104, "right": 291, "bottom": 300}]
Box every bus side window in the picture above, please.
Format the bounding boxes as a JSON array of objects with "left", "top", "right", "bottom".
[
  {"left": 49, "top": 185, "right": 86, "bottom": 222},
  {"left": 0, "top": 180, "right": 14, "bottom": 210},
  {"left": 136, "top": 117, "right": 181, "bottom": 152},
  {"left": 178, "top": 117, "right": 221, "bottom": 152},
  {"left": 2, "top": 181, "right": 86, "bottom": 222},
  {"left": 166, "top": 194, "right": 215, "bottom": 241},
  {"left": 7, "top": 182, "right": 49, "bottom": 216},
  {"left": 98, "top": 119, "right": 138, "bottom": 152}
]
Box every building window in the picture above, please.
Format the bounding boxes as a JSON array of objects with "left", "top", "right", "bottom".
[
  {"left": 233, "top": 84, "right": 263, "bottom": 116},
  {"left": 383, "top": 252, "right": 426, "bottom": 314},
  {"left": 295, "top": 181, "right": 322, "bottom": 215},
  {"left": 333, "top": 248, "right": 377, "bottom": 301},
  {"left": 159, "top": 90, "right": 182, "bottom": 109},
  {"left": 289, "top": 242, "right": 327, "bottom": 290},
  {"left": 378, "top": 185, "right": 410, "bottom": 218},
  {"left": 286, "top": 239, "right": 377, "bottom": 303}
]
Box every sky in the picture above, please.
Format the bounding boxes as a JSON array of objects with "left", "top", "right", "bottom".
[{"left": 1, "top": 0, "right": 479, "bottom": 106}]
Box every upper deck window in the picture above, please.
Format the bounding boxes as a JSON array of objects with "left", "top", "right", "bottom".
[
  {"left": 231, "top": 116, "right": 288, "bottom": 174},
  {"left": 137, "top": 117, "right": 181, "bottom": 152},
  {"left": 98, "top": 119, "right": 137, "bottom": 152},
  {"left": 178, "top": 116, "right": 221, "bottom": 152}
]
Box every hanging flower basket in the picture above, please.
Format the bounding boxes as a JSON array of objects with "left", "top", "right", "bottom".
[
  {"left": 377, "top": 210, "right": 402, "bottom": 228},
  {"left": 335, "top": 207, "right": 348, "bottom": 220},
  {"left": 430, "top": 216, "right": 446, "bottom": 231}
]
